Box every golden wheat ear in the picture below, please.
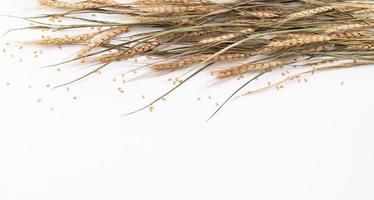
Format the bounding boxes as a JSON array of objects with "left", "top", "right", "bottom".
[
  {"left": 30, "top": 32, "right": 99, "bottom": 45},
  {"left": 38, "top": 0, "right": 101, "bottom": 9},
  {"left": 216, "top": 61, "right": 284, "bottom": 78},
  {"left": 76, "top": 26, "right": 129, "bottom": 59},
  {"left": 96, "top": 41, "right": 160, "bottom": 63}
]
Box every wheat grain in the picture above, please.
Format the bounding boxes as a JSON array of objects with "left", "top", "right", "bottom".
[
  {"left": 198, "top": 28, "right": 255, "bottom": 44},
  {"left": 217, "top": 61, "right": 283, "bottom": 78},
  {"left": 77, "top": 26, "right": 129, "bottom": 58}
]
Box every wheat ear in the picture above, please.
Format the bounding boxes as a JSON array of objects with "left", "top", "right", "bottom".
[
  {"left": 141, "top": 5, "right": 221, "bottom": 14},
  {"left": 97, "top": 41, "right": 160, "bottom": 62},
  {"left": 280, "top": 6, "right": 335, "bottom": 23},
  {"left": 217, "top": 61, "right": 283, "bottom": 78},
  {"left": 346, "top": 44, "right": 374, "bottom": 51},
  {"left": 263, "top": 31, "right": 366, "bottom": 52},
  {"left": 263, "top": 35, "right": 333, "bottom": 52},
  {"left": 229, "top": 18, "right": 277, "bottom": 25},
  {"left": 134, "top": 16, "right": 197, "bottom": 25},
  {"left": 87, "top": 0, "right": 118, "bottom": 4},
  {"left": 38, "top": 0, "right": 100, "bottom": 9},
  {"left": 325, "top": 23, "right": 372, "bottom": 33},
  {"left": 33, "top": 32, "right": 98, "bottom": 45},
  {"left": 239, "top": 8, "right": 284, "bottom": 18},
  {"left": 77, "top": 26, "right": 129, "bottom": 59},
  {"left": 330, "top": 31, "right": 368, "bottom": 39},
  {"left": 198, "top": 28, "right": 255, "bottom": 44},
  {"left": 152, "top": 53, "right": 248, "bottom": 70},
  {"left": 304, "top": 44, "right": 335, "bottom": 52},
  {"left": 136, "top": 0, "right": 195, "bottom": 4}
]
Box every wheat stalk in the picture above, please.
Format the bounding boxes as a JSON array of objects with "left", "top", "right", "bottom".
[{"left": 354, "top": 8, "right": 374, "bottom": 14}]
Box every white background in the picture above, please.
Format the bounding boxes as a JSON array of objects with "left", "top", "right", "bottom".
[{"left": 1, "top": 1, "right": 374, "bottom": 200}]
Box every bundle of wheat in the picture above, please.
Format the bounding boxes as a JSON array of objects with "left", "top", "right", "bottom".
[{"left": 14, "top": 0, "right": 374, "bottom": 118}]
